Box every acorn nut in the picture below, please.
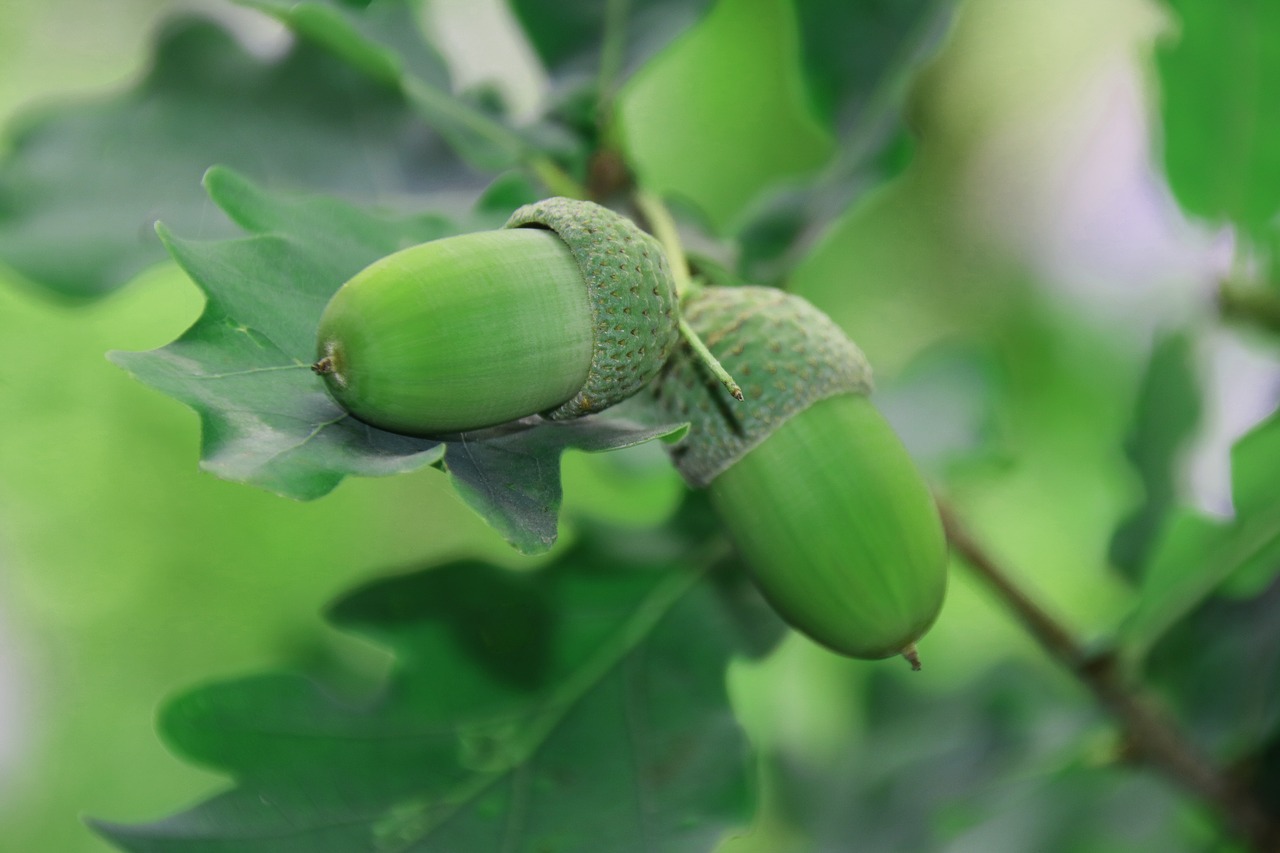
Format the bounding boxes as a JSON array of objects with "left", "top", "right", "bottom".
[
  {"left": 652, "top": 286, "right": 948, "bottom": 664},
  {"left": 313, "top": 198, "right": 681, "bottom": 435}
]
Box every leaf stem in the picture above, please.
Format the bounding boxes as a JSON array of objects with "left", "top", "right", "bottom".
[
  {"left": 679, "top": 317, "right": 744, "bottom": 401},
  {"left": 530, "top": 155, "right": 589, "bottom": 200},
  {"left": 938, "top": 500, "right": 1279, "bottom": 852},
  {"left": 597, "top": 0, "right": 631, "bottom": 114},
  {"left": 634, "top": 189, "right": 693, "bottom": 297},
  {"left": 634, "top": 189, "right": 745, "bottom": 400}
]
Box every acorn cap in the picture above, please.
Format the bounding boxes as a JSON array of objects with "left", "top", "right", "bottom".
[
  {"left": 652, "top": 285, "right": 873, "bottom": 487},
  {"left": 505, "top": 198, "right": 681, "bottom": 420}
]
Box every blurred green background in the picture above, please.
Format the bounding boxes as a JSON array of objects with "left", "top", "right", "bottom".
[{"left": 1, "top": 0, "right": 1270, "bottom": 850}]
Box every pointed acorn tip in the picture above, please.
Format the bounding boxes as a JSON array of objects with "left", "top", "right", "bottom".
[
  {"left": 902, "top": 644, "right": 922, "bottom": 671},
  {"left": 311, "top": 356, "right": 334, "bottom": 376}
]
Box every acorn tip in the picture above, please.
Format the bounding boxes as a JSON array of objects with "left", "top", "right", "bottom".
[
  {"left": 902, "top": 644, "right": 922, "bottom": 671},
  {"left": 311, "top": 356, "right": 334, "bottom": 376}
]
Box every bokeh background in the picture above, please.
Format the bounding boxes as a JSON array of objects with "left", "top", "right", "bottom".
[{"left": 1, "top": 0, "right": 1275, "bottom": 850}]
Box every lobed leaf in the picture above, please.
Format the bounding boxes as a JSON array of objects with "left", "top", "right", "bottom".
[
  {"left": 93, "top": 543, "right": 752, "bottom": 851},
  {"left": 113, "top": 168, "right": 684, "bottom": 552},
  {"left": 0, "top": 17, "right": 479, "bottom": 300}
]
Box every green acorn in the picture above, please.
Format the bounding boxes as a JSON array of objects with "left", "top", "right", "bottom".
[
  {"left": 313, "top": 198, "right": 681, "bottom": 436},
  {"left": 653, "top": 286, "right": 948, "bottom": 664}
]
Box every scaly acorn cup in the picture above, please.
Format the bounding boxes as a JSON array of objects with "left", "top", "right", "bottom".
[
  {"left": 652, "top": 286, "right": 948, "bottom": 665},
  {"left": 313, "top": 198, "right": 681, "bottom": 435}
]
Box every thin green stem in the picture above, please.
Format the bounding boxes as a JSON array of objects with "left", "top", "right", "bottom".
[
  {"left": 597, "top": 0, "right": 631, "bottom": 116},
  {"left": 635, "top": 189, "right": 745, "bottom": 401},
  {"left": 679, "top": 317, "right": 744, "bottom": 401},
  {"left": 530, "top": 156, "right": 589, "bottom": 200},
  {"left": 634, "top": 189, "right": 693, "bottom": 298}
]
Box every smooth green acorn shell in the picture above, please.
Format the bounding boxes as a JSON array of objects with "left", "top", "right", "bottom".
[
  {"left": 652, "top": 285, "right": 947, "bottom": 660},
  {"left": 315, "top": 198, "right": 680, "bottom": 436}
]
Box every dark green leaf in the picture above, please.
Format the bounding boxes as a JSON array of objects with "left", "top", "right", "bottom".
[
  {"left": 0, "top": 16, "right": 479, "bottom": 300},
  {"left": 794, "top": 0, "right": 953, "bottom": 136},
  {"left": 509, "top": 0, "right": 713, "bottom": 91},
  {"left": 750, "top": 663, "right": 1192, "bottom": 852},
  {"left": 1145, "top": 579, "right": 1280, "bottom": 758},
  {"left": 93, "top": 545, "right": 752, "bottom": 851},
  {"left": 109, "top": 166, "right": 456, "bottom": 501},
  {"left": 738, "top": 0, "right": 958, "bottom": 282},
  {"left": 1109, "top": 331, "right": 1202, "bottom": 580},
  {"left": 444, "top": 415, "right": 688, "bottom": 554},
  {"left": 1123, "top": 411, "right": 1280, "bottom": 662},
  {"left": 240, "top": 0, "right": 575, "bottom": 172},
  {"left": 1156, "top": 0, "right": 1280, "bottom": 238},
  {"left": 1222, "top": 411, "right": 1280, "bottom": 597},
  {"left": 112, "top": 168, "right": 684, "bottom": 552}
]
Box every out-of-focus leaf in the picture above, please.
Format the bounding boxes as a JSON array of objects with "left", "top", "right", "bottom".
[
  {"left": 738, "top": 0, "right": 958, "bottom": 283},
  {"left": 874, "top": 340, "right": 1001, "bottom": 476},
  {"left": 1146, "top": 577, "right": 1280, "bottom": 759},
  {"left": 736, "top": 663, "right": 1193, "bottom": 853},
  {"left": 1109, "top": 331, "right": 1201, "bottom": 580},
  {"left": 93, "top": 545, "right": 752, "bottom": 852},
  {"left": 1222, "top": 412, "right": 1280, "bottom": 596},
  {"left": 508, "top": 0, "right": 713, "bottom": 91},
  {"left": 472, "top": 171, "right": 544, "bottom": 228},
  {"left": 616, "top": 0, "right": 835, "bottom": 233},
  {"left": 1123, "top": 411, "right": 1280, "bottom": 662},
  {"left": 794, "top": 0, "right": 952, "bottom": 136},
  {"left": 240, "top": 0, "right": 576, "bottom": 172},
  {"left": 111, "top": 168, "right": 685, "bottom": 553},
  {"left": 1239, "top": 720, "right": 1280, "bottom": 822},
  {"left": 0, "top": 17, "right": 479, "bottom": 300},
  {"left": 1156, "top": 0, "right": 1280, "bottom": 238}
]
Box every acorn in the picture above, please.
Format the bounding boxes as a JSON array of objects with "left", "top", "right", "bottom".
[
  {"left": 312, "top": 198, "right": 681, "bottom": 435},
  {"left": 652, "top": 286, "right": 948, "bottom": 664}
]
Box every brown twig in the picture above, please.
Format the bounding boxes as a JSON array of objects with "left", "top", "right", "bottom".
[{"left": 938, "top": 499, "right": 1279, "bottom": 852}]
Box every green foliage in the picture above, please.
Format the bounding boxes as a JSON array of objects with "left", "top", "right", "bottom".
[
  {"left": 111, "top": 166, "right": 683, "bottom": 551},
  {"left": 1156, "top": 0, "right": 1280, "bottom": 238},
  {"left": 0, "top": 18, "right": 476, "bottom": 300},
  {"left": 1109, "top": 331, "right": 1202, "bottom": 580},
  {"left": 2, "top": 0, "right": 1279, "bottom": 850},
  {"left": 510, "top": 0, "right": 714, "bottom": 90},
  {"left": 240, "top": 0, "right": 576, "bottom": 171},
  {"left": 94, "top": 533, "right": 754, "bottom": 851},
  {"left": 1124, "top": 412, "right": 1280, "bottom": 664}
]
